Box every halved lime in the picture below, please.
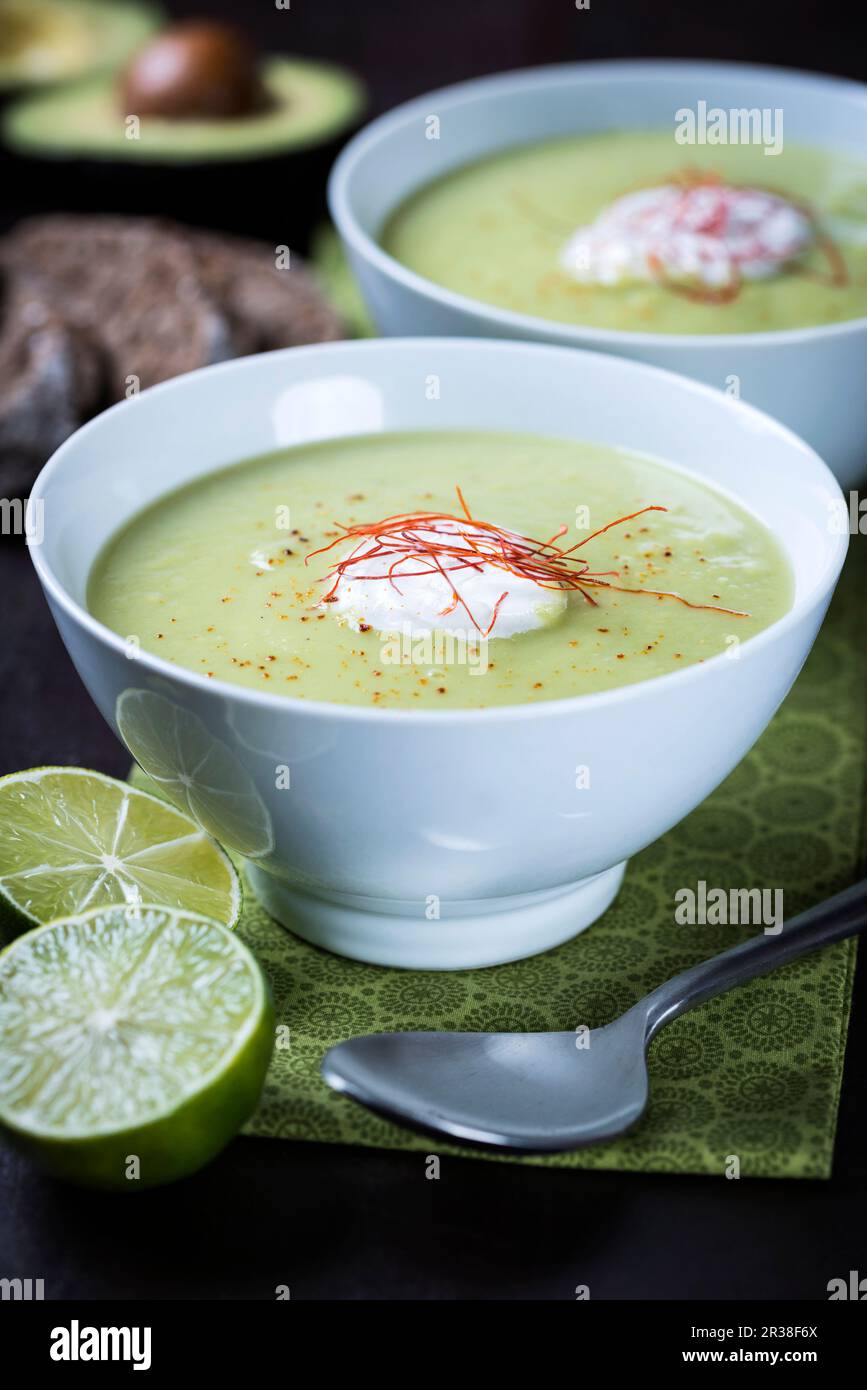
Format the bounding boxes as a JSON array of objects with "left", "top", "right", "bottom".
[
  {"left": 0, "top": 767, "right": 240, "bottom": 940},
  {"left": 0, "top": 905, "right": 274, "bottom": 1188}
]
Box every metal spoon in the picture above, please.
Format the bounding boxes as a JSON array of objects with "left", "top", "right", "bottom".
[{"left": 322, "top": 879, "right": 867, "bottom": 1152}]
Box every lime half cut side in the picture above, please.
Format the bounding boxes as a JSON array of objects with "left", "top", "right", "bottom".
[
  {"left": 0, "top": 767, "right": 240, "bottom": 938},
  {"left": 0, "top": 905, "right": 274, "bottom": 1188}
]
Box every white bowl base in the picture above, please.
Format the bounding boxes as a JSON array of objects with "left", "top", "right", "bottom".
[{"left": 245, "top": 861, "right": 627, "bottom": 970}]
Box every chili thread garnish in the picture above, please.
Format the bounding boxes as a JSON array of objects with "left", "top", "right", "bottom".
[
  {"left": 305, "top": 490, "right": 750, "bottom": 636},
  {"left": 640, "top": 170, "right": 849, "bottom": 304},
  {"left": 522, "top": 166, "right": 849, "bottom": 305}
]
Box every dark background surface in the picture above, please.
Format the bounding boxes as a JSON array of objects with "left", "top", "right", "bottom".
[{"left": 1, "top": 0, "right": 866, "bottom": 1300}]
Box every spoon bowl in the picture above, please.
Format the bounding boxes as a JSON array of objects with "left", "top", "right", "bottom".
[
  {"left": 323, "top": 880, "right": 867, "bottom": 1152},
  {"left": 324, "top": 1011, "right": 650, "bottom": 1151}
]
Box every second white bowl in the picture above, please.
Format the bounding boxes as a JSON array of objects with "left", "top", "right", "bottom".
[{"left": 330, "top": 59, "right": 867, "bottom": 489}]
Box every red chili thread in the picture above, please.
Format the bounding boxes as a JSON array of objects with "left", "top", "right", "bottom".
[
  {"left": 644, "top": 169, "right": 849, "bottom": 304},
  {"left": 306, "top": 491, "right": 750, "bottom": 636},
  {"left": 518, "top": 167, "right": 849, "bottom": 305}
]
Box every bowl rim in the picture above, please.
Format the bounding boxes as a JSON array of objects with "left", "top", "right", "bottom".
[
  {"left": 329, "top": 56, "right": 867, "bottom": 350},
  {"left": 29, "top": 336, "right": 849, "bottom": 727}
]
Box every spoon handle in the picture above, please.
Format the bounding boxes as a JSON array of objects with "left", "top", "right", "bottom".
[{"left": 642, "top": 877, "right": 867, "bottom": 1043}]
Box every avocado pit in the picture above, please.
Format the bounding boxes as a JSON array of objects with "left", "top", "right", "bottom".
[{"left": 120, "top": 22, "right": 268, "bottom": 120}]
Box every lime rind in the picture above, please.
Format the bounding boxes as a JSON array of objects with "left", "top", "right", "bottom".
[
  {"left": 0, "top": 905, "right": 265, "bottom": 1137},
  {"left": 0, "top": 766, "right": 240, "bottom": 936},
  {"left": 0, "top": 905, "right": 274, "bottom": 1188}
]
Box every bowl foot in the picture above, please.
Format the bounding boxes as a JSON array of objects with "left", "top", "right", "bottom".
[{"left": 244, "top": 862, "right": 627, "bottom": 970}]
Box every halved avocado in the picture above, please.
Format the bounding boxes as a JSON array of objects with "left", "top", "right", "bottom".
[
  {"left": 0, "top": 0, "right": 161, "bottom": 91},
  {"left": 3, "top": 54, "right": 364, "bottom": 161}
]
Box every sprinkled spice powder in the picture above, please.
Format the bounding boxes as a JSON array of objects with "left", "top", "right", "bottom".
[{"left": 88, "top": 430, "right": 793, "bottom": 710}]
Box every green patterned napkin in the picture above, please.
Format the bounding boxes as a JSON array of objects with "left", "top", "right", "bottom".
[{"left": 132, "top": 540, "right": 865, "bottom": 1179}]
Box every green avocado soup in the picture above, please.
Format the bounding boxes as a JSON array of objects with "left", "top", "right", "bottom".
[
  {"left": 88, "top": 431, "right": 793, "bottom": 710},
  {"left": 381, "top": 131, "right": 867, "bottom": 335}
]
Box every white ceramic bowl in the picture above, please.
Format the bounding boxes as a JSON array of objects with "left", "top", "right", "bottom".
[
  {"left": 330, "top": 59, "right": 867, "bottom": 490},
  {"left": 29, "top": 339, "right": 847, "bottom": 969}
]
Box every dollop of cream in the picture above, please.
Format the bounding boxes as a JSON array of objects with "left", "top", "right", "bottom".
[
  {"left": 561, "top": 182, "right": 813, "bottom": 290},
  {"left": 323, "top": 521, "right": 567, "bottom": 639}
]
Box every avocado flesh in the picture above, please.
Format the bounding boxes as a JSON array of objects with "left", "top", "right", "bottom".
[
  {"left": 3, "top": 55, "right": 364, "bottom": 161},
  {"left": 0, "top": 0, "right": 161, "bottom": 89}
]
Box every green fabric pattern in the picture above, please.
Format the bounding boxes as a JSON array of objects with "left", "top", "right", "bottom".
[{"left": 130, "top": 538, "right": 866, "bottom": 1180}]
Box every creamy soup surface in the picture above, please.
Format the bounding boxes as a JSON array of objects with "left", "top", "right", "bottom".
[
  {"left": 381, "top": 131, "right": 867, "bottom": 334},
  {"left": 88, "top": 431, "right": 793, "bottom": 710}
]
